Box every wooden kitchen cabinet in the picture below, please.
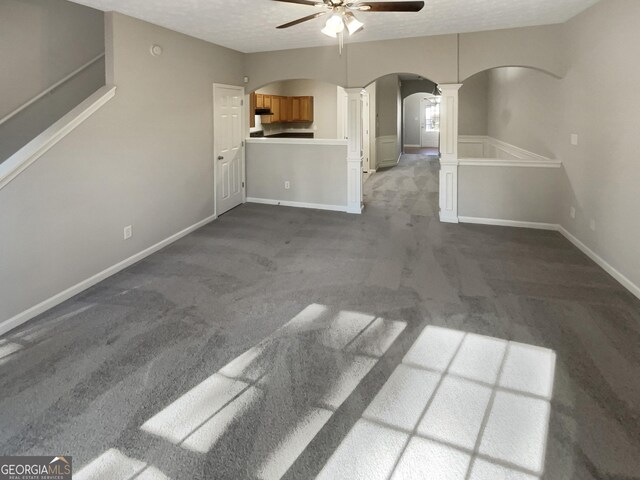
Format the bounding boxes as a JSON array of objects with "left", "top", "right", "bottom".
[
  {"left": 271, "top": 96, "right": 281, "bottom": 122},
  {"left": 251, "top": 94, "right": 313, "bottom": 125},
  {"left": 299, "top": 96, "right": 313, "bottom": 122},
  {"left": 291, "top": 97, "right": 300, "bottom": 122},
  {"left": 290, "top": 96, "right": 314, "bottom": 122},
  {"left": 281, "top": 96, "right": 291, "bottom": 123},
  {"left": 262, "top": 95, "right": 281, "bottom": 124}
]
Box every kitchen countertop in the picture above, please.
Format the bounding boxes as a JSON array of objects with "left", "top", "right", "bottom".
[
  {"left": 249, "top": 131, "right": 314, "bottom": 139},
  {"left": 245, "top": 137, "right": 347, "bottom": 146}
]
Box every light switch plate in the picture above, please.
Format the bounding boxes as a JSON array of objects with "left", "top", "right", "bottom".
[{"left": 571, "top": 134, "right": 579, "bottom": 146}]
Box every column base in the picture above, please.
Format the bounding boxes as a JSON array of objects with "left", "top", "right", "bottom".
[
  {"left": 346, "top": 203, "right": 364, "bottom": 214},
  {"left": 439, "top": 214, "right": 459, "bottom": 224}
]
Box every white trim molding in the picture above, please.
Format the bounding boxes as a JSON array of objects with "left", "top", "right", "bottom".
[
  {"left": 376, "top": 135, "right": 400, "bottom": 168},
  {"left": 0, "top": 85, "right": 117, "bottom": 191},
  {"left": 246, "top": 197, "right": 347, "bottom": 213},
  {"left": 245, "top": 138, "right": 348, "bottom": 146},
  {"left": 0, "top": 53, "right": 106, "bottom": 127},
  {"left": 438, "top": 84, "right": 462, "bottom": 224},
  {"left": 458, "top": 216, "right": 640, "bottom": 301},
  {"left": 0, "top": 213, "right": 217, "bottom": 337},
  {"left": 557, "top": 226, "right": 640, "bottom": 301},
  {"left": 458, "top": 135, "right": 561, "bottom": 168},
  {"left": 458, "top": 216, "right": 558, "bottom": 231},
  {"left": 345, "top": 88, "right": 364, "bottom": 214}
]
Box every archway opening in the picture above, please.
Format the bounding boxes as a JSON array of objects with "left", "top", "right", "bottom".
[
  {"left": 361, "top": 73, "right": 440, "bottom": 172},
  {"left": 361, "top": 73, "right": 441, "bottom": 218},
  {"left": 248, "top": 79, "right": 346, "bottom": 140},
  {"left": 456, "top": 66, "right": 563, "bottom": 227},
  {"left": 459, "top": 66, "right": 561, "bottom": 161},
  {"left": 403, "top": 92, "right": 440, "bottom": 156}
]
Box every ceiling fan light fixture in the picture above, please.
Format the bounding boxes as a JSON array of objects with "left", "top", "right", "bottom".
[
  {"left": 321, "top": 25, "right": 338, "bottom": 37},
  {"left": 324, "top": 13, "right": 345, "bottom": 34},
  {"left": 344, "top": 13, "right": 364, "bottom": 35}
]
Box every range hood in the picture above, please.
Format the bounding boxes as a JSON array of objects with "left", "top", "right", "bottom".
[{"left": 255, "top": 108, "right": 273, "bottom": 115}]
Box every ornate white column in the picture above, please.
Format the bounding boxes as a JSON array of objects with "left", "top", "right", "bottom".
[
  {"left": 345, "top": 88, "right": 364, "bottom": 214},
  {"left": 438, "top": 83, "right": 462, "bottom": 223}
]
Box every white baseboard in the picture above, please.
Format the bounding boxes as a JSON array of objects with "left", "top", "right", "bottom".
[
  {"left": 440, "top": 214, "right": 459, "bottom": 224},
  {"left": 404, "top": 144, "right": 420, "bottom": 148},
  {"left": 458, "top": 215, "right": 640, "bottom": 301},
  {"left": 557, "top": 226, "right": 640, "bottom": 301},
  {"left": 458, "top": 216, "right": 557, "bottom": 231},
  {"left": 246, "top": 197, "right": 347, "bottom": 213},
  {"left": 0, "top": 214, "right": 217, "bottom": 337},
  {"left": 346, "top": 203, "right": 364, "bottom": 214}
]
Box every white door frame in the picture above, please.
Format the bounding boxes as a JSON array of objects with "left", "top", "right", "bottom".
[
  {"left": 362, "top": 90, "right": 370, "bottom": 173},
  {"left": 212, "top": 83, "right": 245, "bottom": 218},
  {"left": 419, "top": 97, "right": 428, "bottom": 147}
]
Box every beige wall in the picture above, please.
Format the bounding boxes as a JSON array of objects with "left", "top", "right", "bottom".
[
  {"left": 459, "top": 71, "right": 489, "bottom": 136},
  {"left": 245, "top": 25, "right": 567, "bottom": 91},
  {"left": 486, "top": 67, "right": 561, "bottom": 159},
  {"left": 0, "top": 0, "right": 105, "bottom": 162},
  {"left": 0, "top": 59, "right": 105, "bottom": 163},
  {"left": 404, "top": 94, "right": 427, "bottom": 147},
  {"left": 475, "top": 0, "right": 640, "bottom": 291},
  {"left": 0, "top": 0, "right": 105, "bottom": 117},
  {"left": 375, "top": 75, "right": 402, "bottom": 163},
  {"left": 458, "top": 24, "right": 568, "bottom": 81},
  {"left": 459, "top": 166, "right": 561, "bottom": 223},
  {"left": 246, "top": 142, "right": 347, "bottom": 207},
  {"left": 0, "top": 12, "right": 244, "bottom": 324},
  {"left": 559, "top": 0, "right": 640, "bottom": 290},
  {"left": 255, "top": 79, "right": 339, "bottom": 139},
  {"left": 376, "top": 75, "right": 400, "bottom": 137},
  {"left": 401, "top": 78, "right": 437, "bottom": 99}
]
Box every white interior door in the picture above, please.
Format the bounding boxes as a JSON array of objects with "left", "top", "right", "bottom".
[
  {"left": 214, "top": 84, "right": 244, "bottom": 216},
  {"left": 362, "top": 91, "right": 370, "bottom": 172}
]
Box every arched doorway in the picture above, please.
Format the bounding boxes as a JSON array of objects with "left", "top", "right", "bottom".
[
  {"left": 353, "top": 73, "right": 444, "bottom": 218},
  {"left": 403, "top": 92, "right": 440, "bottom": 155}
]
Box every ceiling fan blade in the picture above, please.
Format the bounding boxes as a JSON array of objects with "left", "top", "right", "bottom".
[
  {"left": 351, "top": 1, "right": 425, "bottom": 12},
  {"left": 276, "top": 11, "right": 327, "bottom": 29},
  {"left": 272, "top": 0, "right": 325, "bottom": 6}
]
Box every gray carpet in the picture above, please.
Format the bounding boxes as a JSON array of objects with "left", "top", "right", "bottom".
[{"left": 1, "top": 153, "right": 639, "bottom": 479}]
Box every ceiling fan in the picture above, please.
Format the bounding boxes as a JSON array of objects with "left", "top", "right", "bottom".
[{"left": 273, "top": 0, "right": 425, "bottom": 51}]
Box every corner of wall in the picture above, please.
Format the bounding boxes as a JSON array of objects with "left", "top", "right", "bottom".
[{"left": 104, "top": 12, "right": 116, "bottom": 87}]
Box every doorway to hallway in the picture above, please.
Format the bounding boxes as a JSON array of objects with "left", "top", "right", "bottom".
[{"left": 403, "top": 92, "right": 440, "bottom": 154}]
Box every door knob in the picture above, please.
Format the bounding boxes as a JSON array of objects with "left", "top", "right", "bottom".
[{"left": 217, "top": 155, "right": 224, "bottom": 160}]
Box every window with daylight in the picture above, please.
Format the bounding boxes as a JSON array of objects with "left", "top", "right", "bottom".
[{"left": 425, "top": 99, "right": 440, "bottom": 132}]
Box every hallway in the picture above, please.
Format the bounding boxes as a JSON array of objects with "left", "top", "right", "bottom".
[{"left": 1, "top": 154, "right": 639, "bottom": 479}]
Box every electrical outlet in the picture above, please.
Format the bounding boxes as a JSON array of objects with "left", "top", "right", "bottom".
[
  {"left": 570, "top": 206, "right": 576, "bottom": 219},
  {"left": 571, "top": 134, "right": 579, "bottom": 146},
  {"left": 284, "top": 181, "right": 290, "bottom": 190},
  {"left": 124, "top": 225, "right": 132, "bottom": 240},
  {"left": 590, "top": 219, "right": 596, "bottom": 231}
]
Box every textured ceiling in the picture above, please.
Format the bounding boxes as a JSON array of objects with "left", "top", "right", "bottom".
[{"left": 70, "top": 0, "right": 599, "bottom": 53}]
